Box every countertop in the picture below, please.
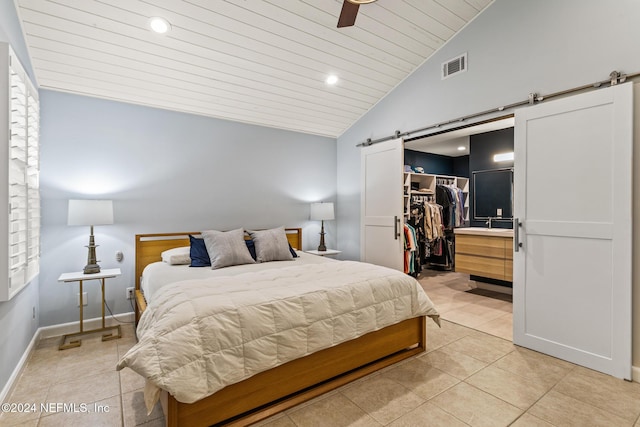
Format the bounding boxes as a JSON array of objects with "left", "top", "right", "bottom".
[{"left": 454, "top": 227, "right": 514, "bottom": 237}]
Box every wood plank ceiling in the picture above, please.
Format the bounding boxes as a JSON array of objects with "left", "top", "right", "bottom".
[{"left": 15, "top": 0, "right": 492, "bottom": 137}]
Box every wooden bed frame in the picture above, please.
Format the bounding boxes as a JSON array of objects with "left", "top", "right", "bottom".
[{"left": 134, "top": 229, "right": 427, "bottom": 426}]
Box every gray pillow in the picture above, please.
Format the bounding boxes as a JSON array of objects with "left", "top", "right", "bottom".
[
  {"left": 248, "top": 227, "right": 294, "bottom": 263},
  {"left": 201, "top": 228, "right": 255, "bottom": 269}
]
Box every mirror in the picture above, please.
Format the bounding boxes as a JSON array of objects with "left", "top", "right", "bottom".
[{"left": 473, "top": 168, "right": 513, "bottom": 219}]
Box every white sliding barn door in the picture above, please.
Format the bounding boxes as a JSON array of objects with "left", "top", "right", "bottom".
[
  {"left": 513, "top": 83, "right": 633, "bottom": 379},
  {"left": 361, "top": 138, "right": 404, "bottom": 271}
]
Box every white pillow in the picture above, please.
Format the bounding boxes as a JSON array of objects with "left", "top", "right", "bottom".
[
  {"left": 161, "top": 246, "right": 191, "bottom": 265},
  {"left": 248, "top": 227, "right": 294, "bottom": 263},
  {"left": 201, "top": 228, "right": 255, "bottom": 269}
]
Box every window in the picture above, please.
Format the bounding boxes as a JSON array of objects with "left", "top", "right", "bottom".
[{"left": 1, "top": 43, "right": 39, "bottom": 301}]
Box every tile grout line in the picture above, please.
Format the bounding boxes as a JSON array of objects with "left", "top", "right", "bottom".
[
  {"left": 547, "top": 366, "right": 640, "bottom": 425},
  {"left": 118, "top": 364, "right": 125, "bottom": 427},
  {"left": 489, "top": 347, "right": 577, "bottom": 422}
]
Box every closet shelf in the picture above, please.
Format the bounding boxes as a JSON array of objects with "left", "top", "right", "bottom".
[{"left": 403, "top": 172, "right": 469, "bottom": 223}]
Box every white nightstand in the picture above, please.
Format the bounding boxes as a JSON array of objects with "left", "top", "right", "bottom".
[
  {"left": 304, "top": 249, "right": 342, "bottom": 257},
  {"left": 57, "top": 268, "right": 122, "bottom": 350}
]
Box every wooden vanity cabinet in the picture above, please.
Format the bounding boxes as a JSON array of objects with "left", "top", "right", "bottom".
[{"left": 455, "top": 233, "right": 513, "bottom": 282}]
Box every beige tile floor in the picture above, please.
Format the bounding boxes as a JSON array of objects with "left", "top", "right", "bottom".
[
  {"left": 2, "top": 269, "right": 640, "bottom": 426},
  {"left": 0, "top": 323, "right": 164, "bottom": 427},
  {"left": 419, "top": 269, "right": 514, "bottom": 341}
]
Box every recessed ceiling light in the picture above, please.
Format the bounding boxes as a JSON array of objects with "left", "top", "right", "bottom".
[
  {"left": 149, "top": 17, "right": 171, "bottom": 34},
  {"left": 457, "top": 146, "right": 466, "bottom": 151},
  {"left": 325, "top": 75, "right": 338, "bottom": 85}
]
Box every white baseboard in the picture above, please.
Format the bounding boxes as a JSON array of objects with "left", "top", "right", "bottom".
[
  {"left": 0, "top": 328, "right": 41, "bottom": 404},
  {"left": 1, "top": 311, "right": 135, "bottom": 402},
  {"left": 38, "top": 311, "right": 134, "bottom": 339},
  {"left": 633, "top": 365, "right": 640, "bottom": 383}
]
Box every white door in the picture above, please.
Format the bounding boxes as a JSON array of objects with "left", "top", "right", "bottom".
[
  {"left": 361, "top": 138, "right": 404, "bottom": 271},
  {"left": 513, "top": 83, "right": 633, "bottom": 379}
]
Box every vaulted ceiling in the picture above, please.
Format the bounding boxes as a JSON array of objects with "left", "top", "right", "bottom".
[{"left": 15, "top": 0, "right": 492, "bottom": 137}]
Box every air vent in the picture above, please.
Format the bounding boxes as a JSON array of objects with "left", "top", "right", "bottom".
[{"left": 442, "top": 53, "right": 467, "bottom": 80}]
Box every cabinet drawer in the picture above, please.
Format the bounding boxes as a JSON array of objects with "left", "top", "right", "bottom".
[
  {"left": 455, "top": 254, "right": 505, "bottom": 281},
  {"left": 456, "top": 235, "right": 505, "bottom": 258},
  {"left": 505, "top": 238, "right": 514, "bottom": 260},
  {"left": 505, "top": 260, "right": 513, "bottom": 281}
]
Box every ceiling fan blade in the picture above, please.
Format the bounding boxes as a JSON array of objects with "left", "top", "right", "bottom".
[{"left": 337, "top": 0, "right": 359, "bottom": 28}]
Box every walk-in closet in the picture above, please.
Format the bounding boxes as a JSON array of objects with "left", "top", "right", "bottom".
[
  {"left": 359, "top": 76, "right": 637, "bottom": 385},
  {"left": 403, "top": 119, "right": 515, "bottom": 296}
]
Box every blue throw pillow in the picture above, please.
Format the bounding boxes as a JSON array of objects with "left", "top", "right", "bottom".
[
  {"left": 245, "top": 239, "right": 257, "bottom": 261},
  {"left": 289, "top": 244, "right": 298, "bottom": 258},
  {"left": 189, "top": 235, "right": 211, "bottom": 267}
]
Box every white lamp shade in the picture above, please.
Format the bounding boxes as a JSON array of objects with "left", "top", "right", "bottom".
[
  {"left": 68, "top": 200, "right": 114, "bottom": 226},
  {"left": 310, "top": 202, "right": 335, "bottom": 221}
]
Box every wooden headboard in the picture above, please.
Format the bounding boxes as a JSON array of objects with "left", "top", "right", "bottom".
[{"left": 134, "top": 228, "right": 302, "bottom": 292}]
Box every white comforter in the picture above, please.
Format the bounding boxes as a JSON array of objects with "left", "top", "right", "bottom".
[
  {"left": 117, "top": 260, "right": 439, "bottom": 405},
  {"left": 141, "top": 251, "right": 331, "bottom": 302}
]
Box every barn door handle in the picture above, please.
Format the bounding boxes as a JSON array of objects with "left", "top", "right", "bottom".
[
  {"left": 514, "top": 218, "right": 522, "bottom": 252},
  {"left": 394, "top": 216, "right": 401, "bottom": 240}
]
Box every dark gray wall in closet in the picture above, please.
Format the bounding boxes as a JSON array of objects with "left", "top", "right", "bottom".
[
  {"left": 404, "top": 149, "right": 469, "bottom": 177},
  {"left": 469, "top": 128, "right": 514, "bottom": 228}
]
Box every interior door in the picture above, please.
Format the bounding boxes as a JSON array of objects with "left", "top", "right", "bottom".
[
  {"left": 513, "top": 83, "right": 633, "bottom": 379},
  {"left": 361, "top": 138, "right": 404, "bottom": 271}
]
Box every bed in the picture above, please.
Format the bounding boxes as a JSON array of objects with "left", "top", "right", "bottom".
[{"left": 119, "top": 228, "right": 439, "bottom": 426}]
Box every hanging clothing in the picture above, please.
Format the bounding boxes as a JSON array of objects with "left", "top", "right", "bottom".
[
  {"left": 427, "top": 203, "right": 444, "bottom": 240},
  {"left": 406, "top": 180, "right": 466, "bottom": 274},
  {"left": 436, "top": 184, "right": 455, "bottom": 229},
  {"left": 403, "top": 223, "right": 418, "bottom": 275},
  {"left": 436, "top": 184, "right": 466, "bottom": 229}
]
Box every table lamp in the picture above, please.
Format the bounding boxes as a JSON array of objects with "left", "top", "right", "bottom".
[
  {"left": 68, "top": 199, "right": 113, "bottom": 274},
  {"left": 310, "top": 202, "right": 334, "bottom": 252}
]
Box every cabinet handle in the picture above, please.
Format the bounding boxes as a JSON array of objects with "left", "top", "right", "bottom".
[
  {"left": 514, "top": 218, "right": 522, "bottom": 252},
  {"left": 394, "top": 216, "right": 401, "bottom": 240}
]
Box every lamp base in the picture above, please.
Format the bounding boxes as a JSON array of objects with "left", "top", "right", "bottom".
[
  {"left": 83, "top": 263, "right": 101, "bottom": 275},
  {"left": 317, "top": 220, "right": 327, "bottom": 252},
  {"left": 83, "top": 226, "right": 101, "bottom": 274}
]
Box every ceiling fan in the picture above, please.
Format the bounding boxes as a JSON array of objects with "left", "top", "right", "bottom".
[{"left": 337, "top": 0, "right": 377, "bottom": 28}]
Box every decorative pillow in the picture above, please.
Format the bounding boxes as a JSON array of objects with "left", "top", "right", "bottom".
[
  {"left": 248, "top": 227, "right": 294, "bottom": 263},
  {"left": 201, "top": 228, "right": 255, "bottom": 269},
  {"left": 161, "top": 246, "right": 191, "bottom": 265},
  {"left": 289, "top": 243, "right": 299, "bottom": 258},
  {"left": 246, "top": 239, "right": 257, "bottom": 261},
  {"left": 189, "top": 235, "right": 210, "bottom": 267}
]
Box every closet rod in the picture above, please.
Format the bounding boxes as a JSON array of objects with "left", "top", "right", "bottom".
[{"left": 356, "top": 70, "right": 640, "bottom": 148}]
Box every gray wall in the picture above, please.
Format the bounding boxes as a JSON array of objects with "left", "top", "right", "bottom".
[
  {"left": 336, "top": 0, "right": 640, "bottom": 367},
  {"left": 39, "top": 90, "right": 336, "bottom": 326},
  {"left": 0, "top": 0, "right": 39, "bottom": 395}
]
